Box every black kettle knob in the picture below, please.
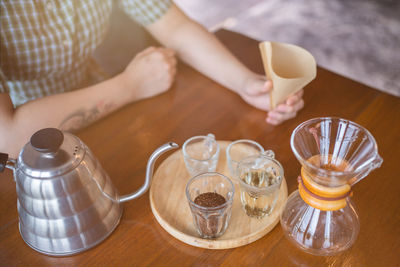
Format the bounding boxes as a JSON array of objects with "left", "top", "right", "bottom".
[{"left": 30, "top": 128, "right": 64, "bottom": 153}]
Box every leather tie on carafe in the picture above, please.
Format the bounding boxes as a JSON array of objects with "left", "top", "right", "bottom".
[{"left": 297, "top": 167, "right": 352, "bottom": 211}]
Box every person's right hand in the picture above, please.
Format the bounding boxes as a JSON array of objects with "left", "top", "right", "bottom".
[
  {"left": 240, "top": 74, "right": 305, "bottom": 125},
  {"left": 120, "top": 47, "right": 177, "bottom": 102}
]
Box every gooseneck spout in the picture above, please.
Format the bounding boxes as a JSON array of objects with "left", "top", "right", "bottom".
[{"left": 119, "top": 142, "right": 179, "bottom": 203}]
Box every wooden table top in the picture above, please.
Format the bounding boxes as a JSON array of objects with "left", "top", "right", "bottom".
[{"left": 1, "top": 30, "right": 399, "bottom": 266}]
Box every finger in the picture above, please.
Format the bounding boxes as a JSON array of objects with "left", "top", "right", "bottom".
[
  {"left": 267, "top": 110, "right": 296, "bottom": 124},
  {"left": 267, "top": 100, "right": 304, "bottom": 123},
  {"left": 286, "top": 89, "right": 304, "bottom": 105},
  {"left": 274, "top": 103, "right": 295, "bottom": 113},
  {"left": 170, "top": 65, "right": 177, "bottom": 77},
  {"left": 138, "top": 46, "right": 156, "bottom": 56},
  {"left": 296, "top": 88, "right": 304, "bottom": 98},
  {"left": 286, "top": 94, "right": 299, "bottom": 106},
  {"left": 268, "top": 99, "right": 304, "bottom": 122},
  {"left": 289, "top": 98, "right": 304, "bottom": 112},
  {"left": 274, "top": 97, "right": 304, "bottom": 113},
  {"left": 266, "top": 111, "right": 287, "bottom": 125},
  {"left": 266, "top": 116, "right": 281, "bottom": 125},
  {"left": 243, "top": 93, "right": 270, "bottom": 111},
  {"left": 164, "top": 48, "right": 176, "bottom": 57},
  {"left": 245, "top": 77, "right": 270, "bottom": 96},
  {"left": 169, "top": 55, "right": 177, "bottom": 66},
  {"left": 157, "top": 47, "right": 176, "bottom": 58},
  {"left": 158, "top": 49, "right": 177, "bottom": 67},
  {"left": 263, "top": 80, "right": 273, "bottom": 93}
]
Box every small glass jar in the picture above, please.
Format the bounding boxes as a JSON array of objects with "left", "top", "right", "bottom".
[
  {"left": 185, "top": 172, "right": 234, "bottom": 239},
  {"left": 183, "top": 134, "right": 220, "bottom": 177}
]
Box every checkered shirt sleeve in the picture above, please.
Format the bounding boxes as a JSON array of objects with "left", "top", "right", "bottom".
[
  {"left": 0, "top": 70, "right": 10, "bottom": 94},
  {"left": 119, "top": 0, "right": 172, "bottom": 26},
  {"left": 0, "top": 0, "right": 172, "bottom": 107},
  {"left": 0, "top": 1, "right": 113, "bottom": 106}
]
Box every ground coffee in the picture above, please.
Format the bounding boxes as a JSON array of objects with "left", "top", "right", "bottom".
[
  {"left": 193, "top": 192, "right": 227, "bottom": 238},
  {"left": 194, "top": 192, "right": 226, "bottom": 207}
]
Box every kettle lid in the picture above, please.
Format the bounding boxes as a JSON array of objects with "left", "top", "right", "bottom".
[{"left": 18, "top": 128, "right": 85, "bottom": 178}]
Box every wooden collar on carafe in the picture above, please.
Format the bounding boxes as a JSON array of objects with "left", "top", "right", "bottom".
[{"left": 298, "top": 167, "right": 352, "bottom": 211}]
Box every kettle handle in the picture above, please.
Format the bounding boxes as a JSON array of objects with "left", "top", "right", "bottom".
[
  {"left": 0, "top": 153, "right": 16, "bottom": 180},
  {"left": 0, "top": 153, "right": 8, "bottom": 172},
  {"left": 119, "top": 142, "right": 179, "bottom": 203},
  {"left": 0, "top": 153, "right": 16, "bottom": 172}
]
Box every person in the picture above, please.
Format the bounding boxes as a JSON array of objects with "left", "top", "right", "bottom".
[{"left": 0, "top": 0, "right": 304, "bottom": 158}]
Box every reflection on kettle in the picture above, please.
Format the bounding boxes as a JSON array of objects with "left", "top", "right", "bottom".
[{"left": 0, "top": 128, "right": 178, "bottom": 256}]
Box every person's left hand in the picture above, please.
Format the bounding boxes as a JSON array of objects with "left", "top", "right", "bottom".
[{"left": 239, "top": 75, "right": 304, "bottom": 125}]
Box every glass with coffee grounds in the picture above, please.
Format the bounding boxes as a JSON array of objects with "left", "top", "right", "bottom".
[{"left": 186, "top": 172, "right": 234, "bottom": 239}]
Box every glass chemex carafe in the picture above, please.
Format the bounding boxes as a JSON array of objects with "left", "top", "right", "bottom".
[{"left": 280, "top": 117, "right": 383, "bottom": 256}]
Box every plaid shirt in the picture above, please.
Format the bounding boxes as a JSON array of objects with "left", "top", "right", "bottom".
[{"left": 0, "top": 0, "right": 171, "bottom": 106}]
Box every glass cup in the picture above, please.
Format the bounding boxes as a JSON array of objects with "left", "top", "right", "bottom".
[
  {"left": 182, "top": 134, "right": 220, "bottom": 176},
  {"left": 237, "top": 154, "right": 283, "bottom": 219},
  {"left": 185, "top": 172, "right": 235, "bottom": 239},
  {"left": 226, "top": 139, "right": 274, "bottom": 180}
]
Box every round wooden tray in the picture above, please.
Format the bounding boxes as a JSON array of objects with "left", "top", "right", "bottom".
[{"left": 149, "top": 141, "right": 288, "bottom": 249}]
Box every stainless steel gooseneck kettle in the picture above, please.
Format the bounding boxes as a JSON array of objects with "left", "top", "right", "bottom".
[{"left": 0, "top": 128, "right": 178, "bottom": 256}]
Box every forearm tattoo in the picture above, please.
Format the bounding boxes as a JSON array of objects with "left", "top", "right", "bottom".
[{"left": 59, "top": 102, "right": 114, "bottom": 132}]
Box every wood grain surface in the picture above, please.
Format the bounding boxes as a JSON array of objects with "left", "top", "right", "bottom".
[
  {"left": 1, "top": 30, "right": 399, "bottom": 266},
  {"left": 150, "top": 141, "right": 287, "bottom": 249}
]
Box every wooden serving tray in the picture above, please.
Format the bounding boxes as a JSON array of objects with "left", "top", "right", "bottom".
[{"left": 149, "top": 141, "right": 288, "bottom": 249}]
